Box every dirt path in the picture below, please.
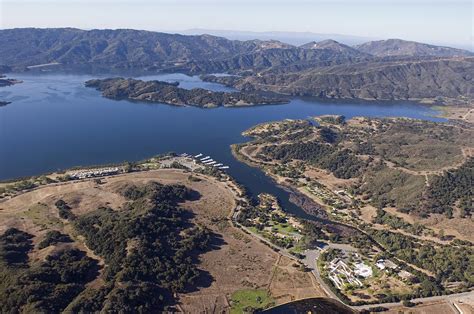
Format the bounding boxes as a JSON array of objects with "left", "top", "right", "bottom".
[
  {"left": 382, "top": 146, "right": 472, "bottom": 179},
  {"left": 267, "top": 255, "right": 282, "bottom": 291}
]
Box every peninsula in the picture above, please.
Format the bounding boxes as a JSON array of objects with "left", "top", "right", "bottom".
[
  {"left": 85, "top": 78, "right": 288, "bottom": 108},
  {"left": 231, "top": 115, "right": 474, "bottom": 307},
  {"left": 0, "top": 75, "right": 21, "bottom": 106},
  {"left": 0, "top": 75, "right": 22, "bottom": 87}
]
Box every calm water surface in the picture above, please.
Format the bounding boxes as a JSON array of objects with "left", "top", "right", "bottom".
[{"left": 0, "top": 73, "right": 444, "bottom": 218}]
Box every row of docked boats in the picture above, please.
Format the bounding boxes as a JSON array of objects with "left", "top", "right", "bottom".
[{"left": 180, "top": 153, "right": 229, "bottom": 169}]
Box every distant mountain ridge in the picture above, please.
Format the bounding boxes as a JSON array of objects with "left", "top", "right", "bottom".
[
  {"left": 0, "top": 28, "right": 472, "bottom": 104},
  {"left": 355, "top": 39, "right": 473, "bottom": 57},
  {"left": 207, "top": 57, "right": 474, "bottom": 102},
  {"left": 0, "top": 28, "right": 260, "bottom": 68},
  {"left": 180, "top": 29, "right": 376, "bottom": 46},
  {"left": 0, "top": 28, "right": 471, "bottom": 70}
]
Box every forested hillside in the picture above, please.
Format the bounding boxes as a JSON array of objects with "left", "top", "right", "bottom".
[{"left": 0, "top": 182, "right": 214, "bottom": 312}]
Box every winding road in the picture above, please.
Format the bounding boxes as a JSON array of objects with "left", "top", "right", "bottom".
[{"left": 226, "top": 178, "right": 473, "bottom": 312}]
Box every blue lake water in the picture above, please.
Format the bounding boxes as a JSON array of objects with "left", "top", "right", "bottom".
[{"left": 0, "top": 73, "right": 444, "bottom": 218}]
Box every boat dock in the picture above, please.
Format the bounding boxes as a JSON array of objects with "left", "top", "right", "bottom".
[{"left": 185, "top": 153, "right": 230, "bottom": 170}]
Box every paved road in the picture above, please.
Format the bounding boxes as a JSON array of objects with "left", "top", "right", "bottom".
[
  {"left": 229, "top": 191, "right": 474, "bottom": 311},
  {"left": 302, "top": 249, "right": 340, "bottom": 300},
  {"left": 353, "top": 290, "right": 474, "bottom": 310}
]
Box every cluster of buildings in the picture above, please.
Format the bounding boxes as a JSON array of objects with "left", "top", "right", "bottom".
[
  {"left": 327, "top": 254, "right": 373, "bottom": 290},
  {"left": 69, "top": 167, "right": 120, "bottom": 179}
]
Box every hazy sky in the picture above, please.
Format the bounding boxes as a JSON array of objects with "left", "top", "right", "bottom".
[{"left": 1, "top": 0, "right": 472, "bottom": 48}]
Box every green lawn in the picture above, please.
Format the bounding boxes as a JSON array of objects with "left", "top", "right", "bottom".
[
  {"left": 230, "top": 289, "right": 274, "bottom": 313},
  {"left": 247, "top": 226, "right": 259, "bottom": 234},
  {"left": 271, "top": 221, "right": 298, "bottom": 234}
]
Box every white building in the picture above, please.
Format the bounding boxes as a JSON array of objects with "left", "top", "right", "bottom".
[{"left": 354, "top": 262, "right": 373, "bottom": 278}]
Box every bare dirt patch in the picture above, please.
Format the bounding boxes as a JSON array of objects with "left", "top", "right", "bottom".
[
  {"left": 435, "top": 105, "right": 474, "bottom": 125},
  {"left": 359, "top": 205, "right": 378, "bottom": 223},
  {"left": 384, "top": 207, "right": 474, "bottom": 243},
  {"left": 386, "top": 300, "right": 458, "bottom": 314},
  {"left": 268, "top": 256, "right": 327, "bottom": 304},
  {"left": 304, "top": 167, "right": 355, "bottom": 191}
]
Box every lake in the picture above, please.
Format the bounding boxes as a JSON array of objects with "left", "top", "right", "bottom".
[{"left": 0, "top": 73, "right": 443, "bottom": 218}]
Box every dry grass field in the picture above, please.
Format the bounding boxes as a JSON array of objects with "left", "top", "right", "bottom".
[{"left": 0, "top": 168, "right": 326, "bottom": 312}]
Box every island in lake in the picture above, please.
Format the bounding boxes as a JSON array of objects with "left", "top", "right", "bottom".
[{"left": 85, "top": 78, "right": 288, "bottom": 108}]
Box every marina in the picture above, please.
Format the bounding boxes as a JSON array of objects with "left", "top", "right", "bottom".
[{"left": 181, "top": 152, "right": 231, "bottom": 170}]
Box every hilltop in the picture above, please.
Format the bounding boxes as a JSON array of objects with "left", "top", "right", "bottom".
[
  {"left": 355, "top": 39, "right": 473, "bottom": 57},
  {"left": 300, "top": 39, "right": 370, "bottom": 58}
]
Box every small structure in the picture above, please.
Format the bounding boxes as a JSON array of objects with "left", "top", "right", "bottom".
[
  {"left": 375, "top": 259, "right": 398, "bottom": 270},
  {"left": 376, "top": 259, "right": 386, "bottom": 270},
  {"left": 354, "top": 262, "right": 373, "bottom": 278}
]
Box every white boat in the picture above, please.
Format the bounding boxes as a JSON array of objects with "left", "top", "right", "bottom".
[
  {"left": 201, "top": 156, "right": 211, "bottom": 161},
  {"left": 194, "top": 153, "right": 203, "bottom": 158},
  {"left": 213, "top": 163, "right": 223, "bottom": 167},
  {"left": 219, "top": 166, "right": 229, "bottom": 169},
  {"left": 207, "top": 161, "right": 216, "bottom": 165},
  {"left": 203, "top": 159, "right": 214, "bottom": 164}
]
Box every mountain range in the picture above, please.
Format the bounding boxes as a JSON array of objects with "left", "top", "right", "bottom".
[
  {"left": 180, "top": 29, "right": 376, "bottom": 46},
  {"left": 0, "top": 28, "right": 472, "bottom": 103}
]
